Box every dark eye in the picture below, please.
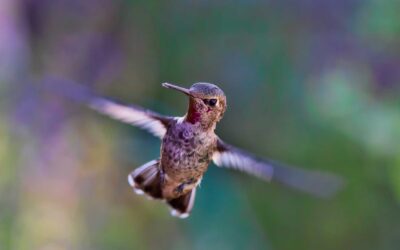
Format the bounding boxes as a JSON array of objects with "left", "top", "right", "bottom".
[
  {"left": 203, "top": 98, "right": 218, "bottom": 107},
  {"left": 208, "top": 99, "right": 218, "bottom": 106}
]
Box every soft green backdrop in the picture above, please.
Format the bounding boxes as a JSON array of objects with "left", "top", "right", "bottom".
[{"left": 1, "top": 0, "right": 400, "bottom": 249}]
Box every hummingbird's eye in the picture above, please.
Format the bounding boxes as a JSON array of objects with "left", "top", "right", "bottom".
[{"left": 208, "top": 99, "right": 218, "bottom": 107}]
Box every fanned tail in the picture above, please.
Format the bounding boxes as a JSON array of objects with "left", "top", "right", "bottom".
[
  {"left": 128, "top": 160, "right": 163, "bottom": 199},
  {"left": 128, "top": 159, "right": 197, "bottom": 218}
]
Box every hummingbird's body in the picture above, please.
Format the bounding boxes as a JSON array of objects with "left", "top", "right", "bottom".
[
  {"left": 161, "top": 119, "right": 216, "bottom": 196},
  {"left": 51, "top": 80, "right": 344, "bottom": 218},
  {"left": 128, "top": 83, "right": 227, "bottom": 217}
]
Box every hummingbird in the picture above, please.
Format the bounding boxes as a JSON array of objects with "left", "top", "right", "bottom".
[{"left": 49, "top": 80, "right": 343, "bottom": 218}]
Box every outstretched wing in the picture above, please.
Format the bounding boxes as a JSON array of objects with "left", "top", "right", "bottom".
[
  {"left": 88, "top": 98, "right": 171, "bottom": 138},
  {"left": 213, "top": 139, "right": 344, "bottom": 198},
  {"left": 44, "top": 78, "right": 172, "bottom": 138}
]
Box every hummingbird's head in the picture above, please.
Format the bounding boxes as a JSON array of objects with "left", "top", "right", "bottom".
[{"left": 162, "top": 82, "right": 227, "bottom": 129}]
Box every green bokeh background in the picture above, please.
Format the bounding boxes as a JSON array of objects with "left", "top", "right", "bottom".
[{"left": 1, "top": 0, "right": 400, "bottom": 249}]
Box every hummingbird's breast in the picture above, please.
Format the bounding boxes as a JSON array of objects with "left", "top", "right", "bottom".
[{"left": 160, "top": 120, "right": 216, "bottom": 185}]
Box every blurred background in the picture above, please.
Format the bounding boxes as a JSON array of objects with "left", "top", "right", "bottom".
[{"left": 1, "top": 0, "right": 400, "bottom": 249}]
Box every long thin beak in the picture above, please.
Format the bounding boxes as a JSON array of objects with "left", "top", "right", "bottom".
[{"left": 162, "top": 83, "right": 192, "bottom": 96}]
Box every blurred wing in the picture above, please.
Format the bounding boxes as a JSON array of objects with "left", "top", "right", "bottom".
[
  {"left": 213, "top": 139, "right": 344, "bottom": 198},
  {"left": 88, "top": 98, "right": 171, "bottom": 138},
  {"left": 44, "top": 78, "right": 172, "bottom": 138}
]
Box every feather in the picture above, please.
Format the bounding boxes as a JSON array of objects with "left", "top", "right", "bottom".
[
  {"left": 213, "top": 139, "right": 344, "bottom": 198},
  {"left": 44, "top": 78, "right": 172, "bottom": 138}
]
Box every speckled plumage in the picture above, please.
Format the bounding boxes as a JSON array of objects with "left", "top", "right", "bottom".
[{"left": 160, "top": 119, "right": 217, "bottom": 198}]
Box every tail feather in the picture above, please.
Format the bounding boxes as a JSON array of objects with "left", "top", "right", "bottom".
[
  {"left": 128, "top": 160, "right": 163, "bottom": 199},
  {"left": 168, "top": 188, "right": 196, "bottom": 219},
  {"left": 128, "top": 159, "right": 197, "bottom": 218}
]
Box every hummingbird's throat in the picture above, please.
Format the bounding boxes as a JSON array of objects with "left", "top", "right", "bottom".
[
  {"left": 185, "top": 99, "right": 218, "bottom": 130},
  {"left": 186, "top": 108, "right": 202, "bottom": 124}
]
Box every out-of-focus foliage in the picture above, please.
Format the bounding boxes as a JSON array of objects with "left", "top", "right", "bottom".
[{"left": 1, "top": 0, "right": 400, "bottom": 249}]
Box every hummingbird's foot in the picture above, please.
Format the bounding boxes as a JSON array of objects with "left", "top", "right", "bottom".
[
  {"left": 174, "top": 184, "right": 185, "bottom": 194},
  {"left": 173, "top": 177, "right": 198, "bottom": 195}
]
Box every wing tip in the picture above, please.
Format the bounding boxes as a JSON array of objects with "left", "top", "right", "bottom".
[
  {"left": 42, "top": 77, "right": 94, "bottom": 103},
  {"left": 277, "top": 170, "right": 346, "bottom": 199},
  {"left": 315, "top": 175, "right": 346, "bottom": 199}
]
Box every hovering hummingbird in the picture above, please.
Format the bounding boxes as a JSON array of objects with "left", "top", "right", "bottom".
[{"left": 50, "top": 81, "right": 343, "bottom": 218}]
